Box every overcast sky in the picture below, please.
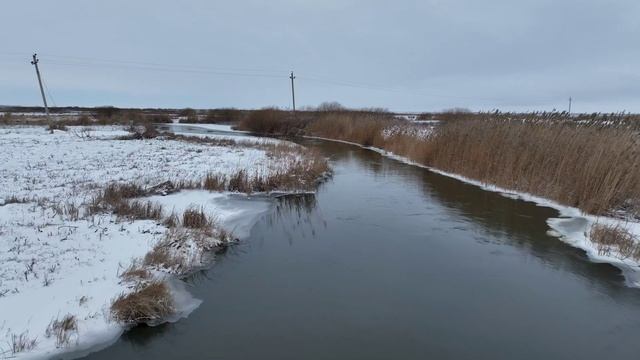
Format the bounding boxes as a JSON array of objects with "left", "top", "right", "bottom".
[{"left": 1, "top": 0, "right": 639, "bottom": 112}]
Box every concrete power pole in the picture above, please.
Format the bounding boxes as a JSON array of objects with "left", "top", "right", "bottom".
[
  {"left": 289, "top": 71, "right": 296, "bottom": 118},
  {"left": 568, "top": 97, "right": 572, "bottom": 115},
  {"left": 30, "top": 53, "right": 51, "bottom": 127}
]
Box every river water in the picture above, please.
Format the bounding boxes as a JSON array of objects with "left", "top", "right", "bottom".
[{"left": 81, "top": 137, "right": 640, "bottom": 360}]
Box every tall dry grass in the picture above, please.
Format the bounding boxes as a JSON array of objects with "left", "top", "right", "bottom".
[
  {"left": 238, "top": 110, "right": 640, "bottom": 217},
  {"left": 424, "top": 119, "right": 640, "bottom": 216}
]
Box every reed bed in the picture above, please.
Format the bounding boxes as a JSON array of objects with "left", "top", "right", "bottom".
[{"left": 238, "top": 110, "right": 640, "bottom": 217}]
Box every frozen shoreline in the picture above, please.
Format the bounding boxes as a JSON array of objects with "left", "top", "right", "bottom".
[{"left": 305, "top": 135, "right": 640, "bottom": 287}]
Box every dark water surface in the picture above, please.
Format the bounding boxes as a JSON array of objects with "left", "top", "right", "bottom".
[{"left": 82, "top": 139, "right": 640, "bottom": 360}]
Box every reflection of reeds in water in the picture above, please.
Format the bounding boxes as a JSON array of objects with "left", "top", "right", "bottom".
[{"left": 266, "top": 194, "right": 324, "bottom": 245}]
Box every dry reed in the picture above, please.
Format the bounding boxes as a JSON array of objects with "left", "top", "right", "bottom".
[{"left": 111, "top": 281, "right": 174, "bottom": 325}]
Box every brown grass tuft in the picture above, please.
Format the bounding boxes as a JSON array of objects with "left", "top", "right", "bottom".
[
  {"left": 227, "top": 170, "right": 251, "bottom": 193},
  {"left": 89, "top": 183, "right": 162, "bottom": 221},
  {"left": 120, "top": 263, "right": 151, "bottom": 283},
  {"left": 203, "top": 173, "right": 225, "bottom": 191},
  {"left": 589, "top": 223, "right": 640, "bottom": 260},
  {"left": 111, "top": 281, "right": 174, "bottom": 325},
  {"left": 143, "top": 239, "right": 187, "bottom": 271},
  {"left": 182, "top": 207, "right": 211, "bottom": 229},
  {"left": 45, "top": 314, "right": 78, "bottom": 348}
]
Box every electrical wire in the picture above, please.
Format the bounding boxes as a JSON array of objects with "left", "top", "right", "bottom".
[{"left": 2, "top": 51, "right": 568, "bottom": 106}]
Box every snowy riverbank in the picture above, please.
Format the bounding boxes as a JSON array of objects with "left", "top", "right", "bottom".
[{"left": 0, "top": 125, "right": 324, "bottom": 359}]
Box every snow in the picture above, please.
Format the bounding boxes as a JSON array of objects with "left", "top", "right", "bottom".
[
  {"left": 166, "top": 123, "right": 246, "bottom": 134},
  {"left": 306, "top": 135, "right": 640, "bottom": 287},
  {"left": 0, "top": 125, "right": 299, "bottom": 359},
  {"left": 146, "top": 191, "right": 273, "bottom": 240},
  {"left": 382, "top": 124, "right": 433, "bottom": 140}
]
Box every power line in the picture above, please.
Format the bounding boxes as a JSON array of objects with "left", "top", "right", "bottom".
[
  {"left": 5, "top": 52, "right": 573, "bottom": 107},
  {"left": 39, "top": 53, "right": 289, "bottom": 76},
  {"left": 42, "top": 79, "right": 57, "bottom": 107},
  {"left": 43, "top": 59, "right": 288, "bottom": 79}
]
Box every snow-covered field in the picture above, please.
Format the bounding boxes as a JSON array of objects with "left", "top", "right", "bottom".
[{"left": 0, "top": 125, "right": 312, "bottom": 359}]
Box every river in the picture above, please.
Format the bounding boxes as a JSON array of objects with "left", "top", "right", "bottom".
[{"left": 81, "top": 136, "right": 640, "bottom": 360}]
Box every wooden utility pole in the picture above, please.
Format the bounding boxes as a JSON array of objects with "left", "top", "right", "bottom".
[
  {"left": 30, "top": 53, "right": 51, "bottom": 127},
  {"left": 289, "top": 71, "right": 296, "bottom": 117}
]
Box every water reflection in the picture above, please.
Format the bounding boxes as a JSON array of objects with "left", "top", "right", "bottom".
[{"left": 263, "top": 193, "right": 325, "bottom": 245}]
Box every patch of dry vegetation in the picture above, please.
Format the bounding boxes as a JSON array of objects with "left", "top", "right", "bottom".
[
  {"left": 182, "top": 207, "right": 211, "bottom": 229},
  {"left": 424, "top": 119, "right": 640, "bottom": 217},
  {"left": 589, "top": 223, "right": 640, "bottom": 260},
  {"left": 238, "top": 108, "right": 307, "bottom": 135},
  {"left": 111, "top": 281, "right": 175, "bottom": 325},
  {"left": 9, "top": 331, "right": 38, "bottom": 354},
  {"left": 120, "top": 262, "right": 152, "bottom": 283},
  {"left": 45, "top": 315, "right": 78, "bottom": 348},
  {"left": 88, "top": 183, "right": 163, "bottom": 221}
]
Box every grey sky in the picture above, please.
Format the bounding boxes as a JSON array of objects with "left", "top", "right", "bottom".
[{"left": 1, "top": 0, "right": 639, "bottom": 112}]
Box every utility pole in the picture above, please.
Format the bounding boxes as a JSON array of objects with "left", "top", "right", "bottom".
[
  {"left": 568, "top": 97, "right": 572, "bottom": 115},
  {"left": 30, "top": 53, "right": 51, "bottom": 128},
  {"left": 289, "top": 71, "right": 296, "bottom": 118}
]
